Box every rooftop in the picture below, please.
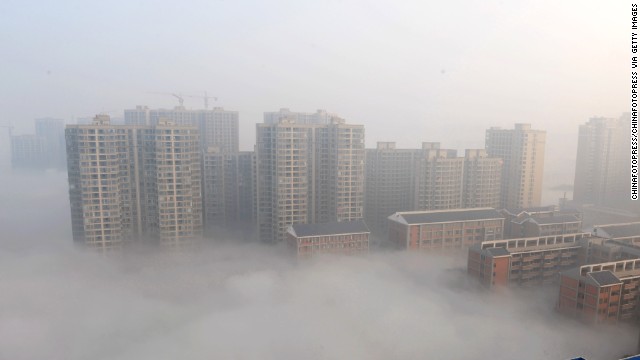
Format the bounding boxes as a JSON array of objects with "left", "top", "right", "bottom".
[
  {"left": 389, "top": 208, "right": 504, "bottom": 225},
  {"left": 502, "top": 206, "right": 556, "bottom": 216},
  {"left": 528, "top": 215, "right": 581, "bottom": 225},
  {"left": 485, "top": 247, "right": 510, "bottom": 257},
  {"left": 595, "top": 223, "right": 640, "bottom": 239},
  {"left": 588, "top": 271, "right": 622, "bottom": 287},
  {"left": 289, "top": 220, "right": 370, "bottom": 237}
]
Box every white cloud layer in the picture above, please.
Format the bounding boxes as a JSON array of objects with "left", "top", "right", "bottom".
[{"left": 0, "top": 171, "right": 636, "bottom": 360}]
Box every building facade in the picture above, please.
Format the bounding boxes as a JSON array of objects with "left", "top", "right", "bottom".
[
  {"left": 387, "top": 208, "right": 505, "bottom": 251},
  {"left": 413, "top": 143, "right": 465, "bottom": 211},
  {"left": 558, "top": 258, "right": 640, "bottom": 324},
  {"left": 364, "top": 142, "right": 417, "bottom": 235},
  {"left": 462, "top": 149, "right": 502, "bottom": 209},
  {"left": 255, "top": 111, "right": 365, "bottom": 243},
  {"left": 65, "top": 115, "right": 202, "bottom": 252},
  {"left": 468, "top": 232, "right": 589, "bottom": 288},
  {"left": 286, "top": 220, "right": 370, "bottom": 258},
  {"left": 364, "top": 143, "right": 502, "bottom": 235},
  {"left": 486, "top": 123, "right": 546, "bottom": 209},
  {"left": 202, "top": 149, "right": 255, "bottom": 239},
  {"left": 125, "top": 105, "right": 239, "bottom": 153},
  {"left": 501, "top": 206, "right": 583, "bottom": 238},
  {"left": 573, "top": 115, "right": 628, "bottom": 207}
]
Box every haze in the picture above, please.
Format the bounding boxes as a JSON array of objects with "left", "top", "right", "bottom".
[
  {"left": 0, "top": 170, "right": 636, "bottom": 359},
  {"left": 0, "top": 1, "right": 634, "bottom": 358}
]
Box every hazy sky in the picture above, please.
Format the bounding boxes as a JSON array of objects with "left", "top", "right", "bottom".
[
  {"left": 1, "top": 1, "right": 627, "bottom": 134},
  {"left": 0, "top": 0, "right": 629, "bottom": 199},
  {"left": 0, "top": 171, "right": 636, "bottom": 360}
]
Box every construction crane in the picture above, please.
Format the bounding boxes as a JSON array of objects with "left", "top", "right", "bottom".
[
  {"left": 186, "top": 91, "right": 217, "bottom": 109},
  {"left": 148, "top": 92, "right": 185, "bottom": 107}
]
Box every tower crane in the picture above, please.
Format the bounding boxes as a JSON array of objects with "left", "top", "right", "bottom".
[
  {"left": 148, "top": 92, "right": 185, "bottom": 107},
  {"left": 186, "top": 91, "right": 217, "bottom": 109}
]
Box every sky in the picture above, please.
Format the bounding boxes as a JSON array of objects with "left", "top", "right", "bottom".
[
  {"left": 0, "top": 170, "right": 637, "bottom": 360},
  {"left": 1, "top": 0, "right": 628, "bottom": 138},
  {"left": 0, "top": 0, "right": 630, "bottom": 201}
]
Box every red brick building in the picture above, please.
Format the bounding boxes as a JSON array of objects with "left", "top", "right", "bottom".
[
  {"left": 387, "top": 208, "right": 504, "bottom": 251},
  {"left": 468, "top": 232, "right": 590, "bottom": 288},
  {"left": 286, "top": 220, "right": 370, "bottom": 258},
  {"left": 558, "top": 259, "right": 640, "bottom": 324}
]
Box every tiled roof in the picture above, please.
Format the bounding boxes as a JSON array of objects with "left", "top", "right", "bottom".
[
  {"left": 290, "top": 220, "right": 370, "bottom": 237},
  {"left": 502, "top": 206, "right": 555, "bottom": 216},
  {"left": 588, "top": 271, "right": 622, "bottom": 287},
  {"left": 530, "top": 215, "right": 581, "bottom": 225},
  {"left": 391, "top": 208, "right": 504, "bottom": 225}
]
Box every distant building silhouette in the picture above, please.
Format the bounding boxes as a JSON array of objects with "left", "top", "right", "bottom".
[
  {"left": 573, "top": 115, "right": 628, "bottom": 207},
  {"left": 11, "top": 118, "right": 66, "bottom": 169}
]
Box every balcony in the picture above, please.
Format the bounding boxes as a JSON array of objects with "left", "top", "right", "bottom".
[{"left": 621, "top": 303, "right": 636, "bottom": 311}]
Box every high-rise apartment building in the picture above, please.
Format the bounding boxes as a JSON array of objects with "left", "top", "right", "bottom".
[
  {"left": 263, "top": 108, "right": 337, "bottom": 125},
  {"left": 462, "top": 149, "right": 502, "bottom": 209},
  {"left": 65, "top": 115, "right": 202, "bottom": 252},
  {"left": 364, "top": 143, "right": 502, "bottom": 234},
  {"left": 126, "top": 105, "right": 248, "bottom": 241},
  {"left": 202, "top": 148, "right": 255, "bottom": 238},
  {"left": 255, "top": 110, "right": 364, "bottom": 243},
  {"left": 125, "top": 105, "right": 239, "bottom": 153},
  {"left": 11, "top": 118, "right": 66, "bottom": 169},
  {"left": 573, "top": 115, "right": 628, "bottom": 207},
  {"left": 486, "top": 124, "right": 546, "bottom": 209},
  {"left": 364, "top": 142, "right": 417, "bottom": 235},
  {"left": 413, "top": 142, "right": 465, "bottom": 210}
]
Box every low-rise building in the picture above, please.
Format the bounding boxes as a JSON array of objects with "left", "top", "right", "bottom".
[
  {"left": 502, "top": 206, "right": 583, "bottom": 238},
  {"left": 558, "top": 258, "right": 640, "bottom": 324},
  {"left": 593, "top": 223, "right": 640, "bottom": 245},
  {"left": 517, "top": 215, "right": 582, "bottom": 237},
  {"left": 387, "top": 208, "right": 504, "bottom": 251},
  {"left": 468, "top": 232, "right": 590, "bottom": 288},
  {"left": 286, "top": 220, "right": 370, "bottom": 258}
]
